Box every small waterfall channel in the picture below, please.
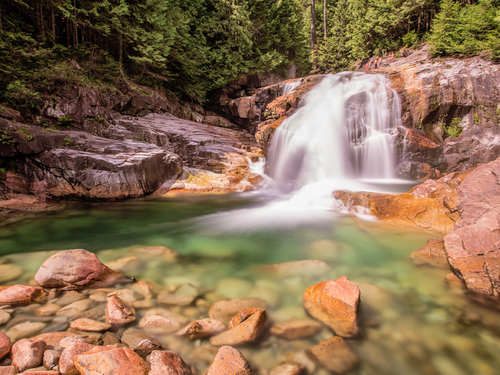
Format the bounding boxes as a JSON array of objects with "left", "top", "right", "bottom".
[{"left": 259, "top": 72, "right": 405, "bottom": 207}]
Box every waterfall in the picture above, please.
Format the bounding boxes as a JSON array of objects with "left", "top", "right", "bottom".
[
  {"left": 282, "top": 78, "right": 303, "bottom": 95},
  {"left": 267, "top": 72, "right": 402, "bottom": 197}
]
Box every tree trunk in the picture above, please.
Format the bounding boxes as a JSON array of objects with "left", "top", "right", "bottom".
[
  {"left": 119, "top": 32, "right": 124, "bottom": 74},
  {"left": 324, "top": 0, "right": 327, "bottom": 40},
  {"left": 66, "top": 18, "right": 70, "bottom": 46},
  {"left": 310, "top": 0, "right": 316, "bottom": 50},
  {"left": 50, "top": 2, "right": 56, "bottom": 46},
  {"left": 73, "top": 0, "right": 78, "bottom": 47},
  {"left": 40, "top": 3, "right": 46, "bottom": 42}
]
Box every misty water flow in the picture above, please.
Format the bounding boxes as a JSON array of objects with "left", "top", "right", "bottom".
[{"left": 281, "top": 78, "right": 303, "bottom": 95}]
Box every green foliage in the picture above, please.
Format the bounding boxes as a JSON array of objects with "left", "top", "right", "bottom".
[
  {"left": 445, "top": 117, "right": 463, "bottom": 138},
  {"left": 63, "top": 138, "right": 73, "bottom": 146},
  {"left": 57, "top": 116, "right": 73, "bottom": 128},
  {"left": 0, "top": 131, "right": 15, "bottom": 146},
  {"left": 402, "top": 30, "right": 419, "bottom": 47},
  {"left": 427, "top": 0, "right": 500, "bottom": 58},
  {"left": 17, "top": 127, "right": 34, "bottom": 141}
]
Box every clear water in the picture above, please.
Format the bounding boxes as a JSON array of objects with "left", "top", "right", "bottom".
[{"left": 1, "top": 194, "right": 499, "bottom": 375}]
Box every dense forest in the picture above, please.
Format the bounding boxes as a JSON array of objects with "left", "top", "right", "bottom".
[{"left": 0, "top": 0, "right": 499, "bottom": 113}]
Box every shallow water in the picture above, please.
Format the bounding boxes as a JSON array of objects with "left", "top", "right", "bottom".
[{"left": 1, "top": 194, "right": 500, "bottom": 375}]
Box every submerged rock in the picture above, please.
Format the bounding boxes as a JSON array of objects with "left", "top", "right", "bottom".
[
  {"left": 270, "top": 319, "right": 322, "bottom": 340},
  {"left": 206, "top": 346, "right": 253, "bottom": 375},
  {"left": 34, "top": 249, "right": 126, "bottom": 290},
  {"left": 176, "top": 318, "right": 226, "bottom": 340},
  {"left": 208, "top": 298, "right": 267, "bottom": 324},
  {"left": 0, "top": 286, "right": 47, "bottom": 306},
  {"left": 149, "top": 351, "right": 193, "bottom": 375},
  {"left": 303, "top": 277, "right": 360, "bottom": 338},
  {"left": 269, "top": 362, "right": 305, "bottom": 375},
  {"left": 69, "top": 318, "right": 111, "bottom": 332},
  {"left": 410, "top": 238, "right": 450, "bottom": 268},
  {"left": 307, "top": 336, "right": 358, "bottom": 374},
  {"left": 210, "top": 308, "right": 267, "bottom": 346}
]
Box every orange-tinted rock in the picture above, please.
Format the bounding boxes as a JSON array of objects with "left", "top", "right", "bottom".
[
  {"left": 34, "top": 249, "right": 125, "bottom": 290},
  {"left": 269, "top": 362, "right": 305, "bottom": 375},
  {"left": 0, "top": 366, "right": 16, "bottom": 375},
  {"left": 69, "top": 318, "right": 111, "bottom": 332},
  {"left": 59, "top": 342, "right": 95, "bottom": 375},
  {"left": 206, "top": 346, "right": 253, "bottom": 375},
  {"left": 270, "top": 319, "right": 322, "bottom": 340},
  {"left": 210, "top": 308, "right": 266, "bottom": 346},
  {"left": 42, "top": 350, "right": 60, "bottom": 370},
  {"left": 410, "top": 238, "right": 450, "bottom": 268},
  {"left": 255, "top": 117, "right": 286, "bottom": 152},
  {"left": 176, "top": 318, "right": 226, "bottom": 340},
  {"left": 12, "top": 339, "right": 47, "bottom": 372},
  {"left": 138, "top": 309, "right": 185, "bottom": 334},
  {"left": 59, "top": 335, "right": 99, "bottom": 349},
  {"left": 120, "top": 328, "right": 163, "bottom": 357},
  {"left": 307, "top": 336, "right": 358, "bottom": 374},
  {"left": 133, "top": 339, "right": 163, "bottom": 358},
  {"left": 0, "top": 332, "right": 12, "bottom": 359},
  {"left": 303, "top": 277, "right": 360, "bottom": 338},
  {"left": 0, "top": 285, "right": 47, "bottom": 306},
  {"left": 208, "top": 298, "right": 267, "bottom": 324},
  {"left": 18, "top": 370, "right": 58, "bottom": 375},
  {"left": 31, "top": 332, "right": 84, "bottom": 351},
  {"left": 74, "top": 347, "right": 150, "bottom": 375},
  {"left": 149, "top": 351, "right": 192, "bottom": 375},
  {"left": 106, "top": 295, "right": 135, "bottom": 324}
]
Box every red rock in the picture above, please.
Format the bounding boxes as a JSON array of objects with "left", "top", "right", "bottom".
[
  {"left": 59, "top": 342, "right": 95, "bottom": 375},
  {"left": 307, "top": 336, "right": 358, "bottom": 374},
  {"left": 74, "top": 347, "right": 150, "bottom": 375},
  {"left": 210, "top": 308, "right": 266, "bottom": 346},
  {"left": 0, "top": 285, "right": 47, "bottom": 306},
  {"left": 270, "top": 319, "right": 322, "bottom": 340},
  {"left": 409, "top": 238, "right": 450, "bottom": 268},
  {"left": 208, "top": 298, "right": 267, "bottom": 324},
  {"left": 69, "top": 318, "right": 111, "bottom": 332},
  {"left": 34, "top": 249, "right": 125, "bottom": 290},
  {"left": 176, "top": 318, "right": 226, "bottom": 340},
  {"left": 18, "top": 371, "right": 58, "bottom": 375},
  {"left": 149, "top": 351, "right": 192, "bottom": 375},
  {"left": 302, "top": 277, "right": 360, "bottom": 337},
  {"left": 59, "top": 335, "right": 99, "bottom": 349},
  {"left": 11, "top": 339, "right": 47, "bottom": 372},
  {"left": 0, "top": 332, "right": 12, "bottom": 359},
  {"left": 106, "top": 295, "right": 135, "bottom": 324},
  {"left": 0, "top": 366, "right": 16, "bottom": 375},
  {"left": 42, "top": 350, "right": 60, "bottom": 370},
  {"left": 269, "top": 362, "right": 305, "bottom": 375},
  {"left": 206, "top": 346, "right": 253, "bottom": 375},
  {"left": 31, "top": 332, "right": 84, "bottom": 350}
]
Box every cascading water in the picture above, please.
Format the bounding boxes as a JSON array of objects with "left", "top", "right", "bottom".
[
  {"left": 281, "top": 78, "right": 303, "bottom": 95},
  {"left": 267, "top": 72, "right": 402, "bottom": 201}
]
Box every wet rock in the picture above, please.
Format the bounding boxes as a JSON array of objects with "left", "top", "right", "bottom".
[
  {"left": 59, "top": 335, "right": 99, "bottom": 349},
  {"left": 0, "top": 265, "right": 23, "bottom": 284},
  {"left": 42, "top": 350, "right": 60, "bottom": 370},
  {"left": 149, "top": 351, "right": 193, "bottom": 375},
  {"left": 7, "top": 322, "right": 47, "bottom": 341},
  {"left": 104, "top": 257, "right": 140, "bottom": 273},
  {"left": 12, "top": 339, "right": 47, "bottom": 372},
  {"left": 0, "top": 286, "right": 47, "bottom": 306},
  {"left": 106, "top": 295, "right": 135, "bottom": 324},
  {"left": 269, "top": 362, "right": 305, "bottom": 375},
  {"left": 74, "top": 347, "right": 150, "bottom": 375},
  {"left": 303, "top": 277, "right": 360, "bottom": 338},
  {"left": 176, "top": 318, "right": 226, "bottom": 340},
  {"left": 208, "top": 298, "right": 267, "bottom": 324},
  {"left": 259, "top": 260, "right": 332, "bottom": 278},
  {"left": 34, "top": 249, "right": 126, "bottom": 290},
  {"left": 215, "top": 279, "right": 253, "bottom": 299},
  {"left": 59, "top": 342, "right": 95, "bottom": 375},
  {"left": 35, "top": 304, "right": 61, "bottom": 317},
  {"left": 69, "top": 318, "right": 111, "bottom": 332},
  {"left": 0, "top": 311, "right": 11, "bottom": 325},
  {"left": 307, "top": 336, "right": 358, "bottom": 374},
  {"left": 158, "top": 294, "right": 194, "bottom": 306},
  {"left": 270, "top": 319, "right": 322, "bottom": 340},
  {"left": 0, "top": 366, "right": 16, "bottom": 375},
  {"left": 410, "top": 238, "right": 450, "bottom": 268},
  {"left": 55, "top": 299, "right": 93, "bottom": 318},
  {"left": 18, "top": 370, "right": 59, "bottom": 374},
  {"left": 210, "top": 308, "right": 266, "bottom": 346},
  {"left": 108, "top": 289, "right": 139, "bottom": 305},
  {"left": 138, "top": 309, "right": 187, "bottom": 334},
  {"left": 54, "top": 291, "right": 86, "bottom": 306},
  {"left": 120, "top": 328, "right": 163, "bottom": 356},
  {"left": 0, "top": 333, "right": 11, "bottom": 361},
  {"left": 206, "top": 346, "right": 253, "bottom": 375},
  {"left": 31, "top": 332, "right": 83, "bottom": 351}
]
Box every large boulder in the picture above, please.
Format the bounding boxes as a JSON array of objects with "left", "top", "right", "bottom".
[
  {"left": 34, "top": 249, "right": 126, "bottom": 290},
  {"left": 302, "top": 277, "right": 360, "bottom": 338}
]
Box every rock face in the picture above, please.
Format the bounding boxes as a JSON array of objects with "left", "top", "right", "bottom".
[
  {"left": 206, "top": 346, "right": 253, "bottom": 375},
  {"left": 443, "top": 158, "right": 500, "bottom": 296},
  {"left": 34, "top": 249, "right": 125, "bottom": 290},
  {"left": 387, "top": 52, "right": 500, "bottom": 176},
  {"left": 302, "top": 277, "right": 360, "bottom": 338}
]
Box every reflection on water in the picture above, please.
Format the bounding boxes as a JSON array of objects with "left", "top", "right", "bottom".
[{"left": 0, "top": 194, "right": 499, "bottom": 375}]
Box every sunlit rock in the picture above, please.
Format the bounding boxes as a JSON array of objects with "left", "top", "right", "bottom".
[
  {"left": 206, "top": 346, "right": 253, "bottom": 375},
  {"left": 0, "top": 285, "right": 47, "bottom": 306},
  {"left": 74, "top": 347, "right": 150, "bottom": 375},
  {"left": 69, "top": 318, "right": 111, "bottom": 332},
  {"left": 303, "top": 277, "right": 360, "bottom": 338},
  {"left": 149, "top": 351, "right": 193, "bottom": 375},
  {"left": 210, "top": 308, "right": 266, "bottom": 346}
]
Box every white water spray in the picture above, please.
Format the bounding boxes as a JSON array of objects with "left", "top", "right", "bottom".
[{"left": 282, "top": 78, "right": 303, "bottom": 95}]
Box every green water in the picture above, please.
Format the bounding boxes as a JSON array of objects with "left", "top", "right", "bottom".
[{"left": 0, "top": 194, "right": 499, "bottom": 375}]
